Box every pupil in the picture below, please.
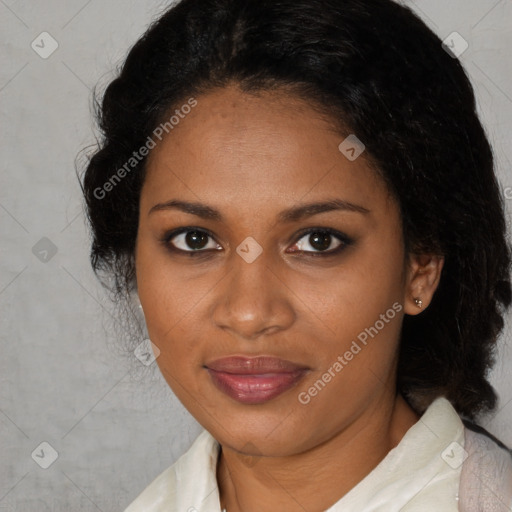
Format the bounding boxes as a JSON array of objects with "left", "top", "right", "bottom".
[
  {"left": 186, "top": 230, "right": 208, "bottom": 250},
  {"left": 310, "top": 232, "right": 331, "bottom": 251}
]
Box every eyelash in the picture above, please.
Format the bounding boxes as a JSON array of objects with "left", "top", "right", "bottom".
[{"left": 160, "top": 226, "right": 354, "bottom": 258}]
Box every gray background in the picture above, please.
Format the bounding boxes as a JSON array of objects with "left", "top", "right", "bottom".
[{"left": 1, "top": 0, "right": 511, "bottom": 510}]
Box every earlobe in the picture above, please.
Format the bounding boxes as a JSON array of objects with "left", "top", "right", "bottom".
[{"left": 404, "top": 253, "right": 445, "bottom": 315}]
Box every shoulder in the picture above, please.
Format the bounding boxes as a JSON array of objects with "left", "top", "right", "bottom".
[
  {"left": 459, "top": 422, "right": 512, "bottom": 511},
  {"left": 123, "top": 429, "right": 221, "bottom": 512},
  {"left": 123, "top": 463, "right": 178, "bottom": 512}
]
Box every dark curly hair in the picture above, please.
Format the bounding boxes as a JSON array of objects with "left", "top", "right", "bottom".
[{"left": 80, "top": 0, "right": 512, "bottom": 422}]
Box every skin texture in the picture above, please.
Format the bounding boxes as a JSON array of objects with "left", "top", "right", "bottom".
[{"left": 135, "top": 84, "right": 445, "bottom": 512}]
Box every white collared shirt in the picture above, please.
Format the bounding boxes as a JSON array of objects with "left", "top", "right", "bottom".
[{"left": 124, "top": 396, "right": 512, "bottom": 511}]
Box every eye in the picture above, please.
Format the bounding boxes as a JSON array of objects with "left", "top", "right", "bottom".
[
  {"left": 287, "top": 228, "right": 352, "bottom": 256},
  {"left": 161, "top": 227, "right": 353, "bottom": 257},
  {"left": 163, "top": 228, "right": 221, "bottom": 254}
]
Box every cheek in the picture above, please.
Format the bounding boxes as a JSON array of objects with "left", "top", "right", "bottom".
[
  {"left": 135, "top": 237, "right": 210, "bottom": 364},
  {"left": 292, "top": 242, "right": 405, "bottom": 378},
  {"left": 295, "top": 250, "right": 403, "bottom": 336},
  {"left": 136, "top": 229, "right": 181, "bottom": 308},
  {"left": 136, "top": 237, "right": 181, "bottom": 342}
]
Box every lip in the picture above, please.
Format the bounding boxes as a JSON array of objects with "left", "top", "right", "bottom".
[
  {"left": 204, "top": 356, "right": 310, "bottom": 404},
  {"left": 205, "top": 355, "right": 309, "bottom": 374}
]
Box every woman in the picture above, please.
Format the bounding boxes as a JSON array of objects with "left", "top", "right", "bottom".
[{"left": 81, "top": 0, "right": 512, "bottom": 510}]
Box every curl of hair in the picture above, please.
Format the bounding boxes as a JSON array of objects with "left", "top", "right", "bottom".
[{"left": 81, "top": 0, "right": 512, "bottom": 422}]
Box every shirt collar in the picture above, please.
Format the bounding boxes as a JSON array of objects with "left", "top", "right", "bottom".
[{"left": 174, "top": 396, "right": 464, "bottom": 511}]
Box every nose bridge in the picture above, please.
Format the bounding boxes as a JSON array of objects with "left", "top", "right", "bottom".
[{"left": 211, "top": 240, "right": 295, "bottom": 338}]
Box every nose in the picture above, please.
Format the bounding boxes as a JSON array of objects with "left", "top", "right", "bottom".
[{"left": 211, "top": 247, "right": 295, "bottom": 341}]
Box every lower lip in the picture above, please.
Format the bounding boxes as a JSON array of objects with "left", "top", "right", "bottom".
[{"left": 206, "top": 368, "right": 309, "bottom": 404}]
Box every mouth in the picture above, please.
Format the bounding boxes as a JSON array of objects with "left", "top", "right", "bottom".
[{"left": 204, "top": 355, "right": 310, "bottom": 404}]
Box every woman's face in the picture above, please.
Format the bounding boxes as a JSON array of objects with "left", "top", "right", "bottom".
[{"left": 135, "top": 84, "right": 422, "bottom": 456}]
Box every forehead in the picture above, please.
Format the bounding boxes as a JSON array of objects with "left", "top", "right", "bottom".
[{"left": 142, "top": 85, "right": 390, "bottom": 215}]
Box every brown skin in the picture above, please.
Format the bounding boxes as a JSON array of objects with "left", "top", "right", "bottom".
[{"left": 135, "top": 84, "right": 444, "bottom": 512}]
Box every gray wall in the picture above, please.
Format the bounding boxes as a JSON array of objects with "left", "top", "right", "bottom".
[{"left": 1, "top": 1, "right": 511, "bottom": 510}]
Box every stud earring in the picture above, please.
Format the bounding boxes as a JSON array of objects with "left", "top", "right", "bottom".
[
  {"left": 413, "top": 297, "right": 423, "bottom": 309},
  {"left": 130, "top": 290, "right": 146, "bottom": 318}
]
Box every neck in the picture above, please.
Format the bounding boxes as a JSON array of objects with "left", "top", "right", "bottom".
[{"left": 217, "top": 392, "right": 420, "bottom": 512}]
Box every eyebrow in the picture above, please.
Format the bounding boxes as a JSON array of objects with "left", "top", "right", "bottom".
[{"left": 148, "top": 198, "right": 370, "bottom": 222}]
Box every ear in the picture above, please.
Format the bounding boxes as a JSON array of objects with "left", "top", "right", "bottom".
[{"left": 403, "top": 252, "right": 445, "bottom": 315}]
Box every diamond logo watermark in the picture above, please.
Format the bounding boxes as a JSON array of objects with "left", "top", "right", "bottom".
[
  {"left": 134, "top": 338, "right": 160, "bottom": 366},
  {"left": 31, "top": 32, "right": 59, "bottom": 59},
  {"left": 238, "top": 441, "right": 263, "bottom": 468},
  {"left": 442, "top": 32, "right": 469, "bottom": 59},
  {"left": 31, "top": 441, "right": 59, "bottom": 469},
  {"left": 32, "top": 237, "right": 58, "bottom": 263},
  {"left": 441, "top": 441, "right": 469, "bottom": 469},
  {"left": 236, "top": 237, "right": 263, "bottom": 263},
  {"left": 338, "top": 134, "right": 365, "bottom": 161}
]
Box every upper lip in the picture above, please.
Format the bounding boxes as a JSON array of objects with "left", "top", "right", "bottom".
[{"left": 205, "top": 356, "right": 309, "bottom": 374}]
